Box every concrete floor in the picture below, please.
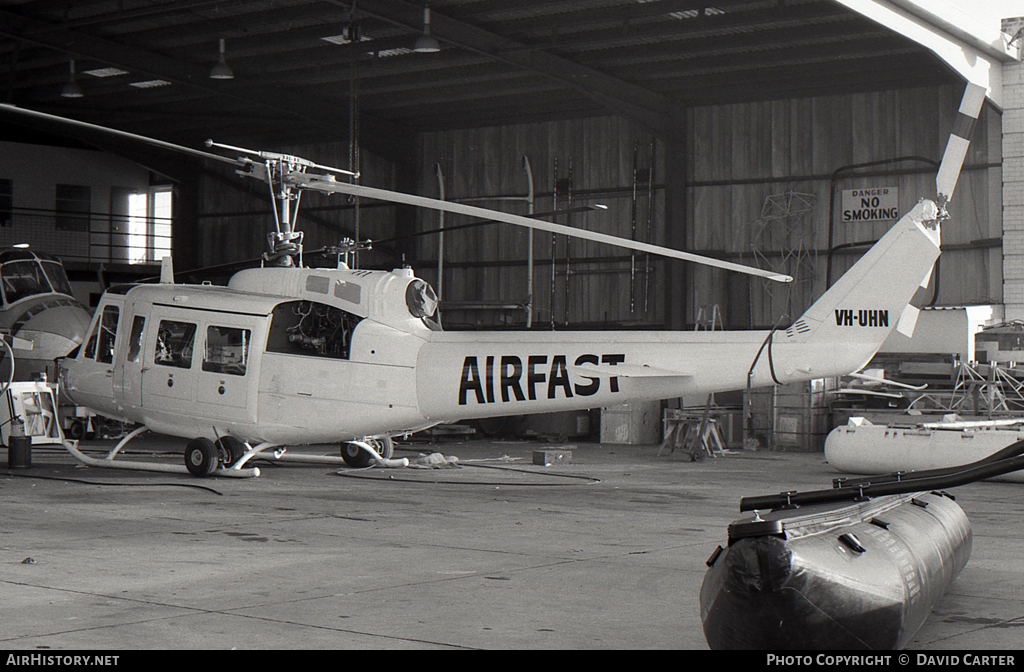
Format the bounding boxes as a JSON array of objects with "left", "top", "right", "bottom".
[{"left": 1, "top": 434, "right": 1023, "bottom": 650}]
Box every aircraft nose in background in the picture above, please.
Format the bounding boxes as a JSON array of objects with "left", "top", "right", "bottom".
[{"left": 16, "top": 303, "right": 93, "bottom": 358}]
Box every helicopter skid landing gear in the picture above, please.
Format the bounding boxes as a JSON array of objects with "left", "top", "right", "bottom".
[
  {"left": 341, "top": 437, "right": 409, "bottom": 468},
  {"left": 61, "top": 429, "right": 259, "bottom": 478}
]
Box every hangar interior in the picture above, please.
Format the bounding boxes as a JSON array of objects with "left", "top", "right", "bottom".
[{"left": 0, "top": 0, "right": 1022, "bottom": 452}]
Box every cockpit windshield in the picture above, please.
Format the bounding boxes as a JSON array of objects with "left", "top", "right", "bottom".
[
  {"left": 41, "top": 261, "right": 74, "bottom": 296},
  {"left": 1, "top": 260, "right": 51, "bottom": 305}
]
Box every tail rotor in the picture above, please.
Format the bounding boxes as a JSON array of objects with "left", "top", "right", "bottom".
[{"left": 935, "top": 82, "right": 987, "bottom": 212}]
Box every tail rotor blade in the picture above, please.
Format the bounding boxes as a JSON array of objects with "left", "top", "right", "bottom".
[{"left": 935, "top": 82, "right": 987, "bottom": 204}]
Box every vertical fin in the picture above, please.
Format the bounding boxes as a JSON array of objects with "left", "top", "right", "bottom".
[
  {"left": 787, "top": 200, "right": 941, "bottom": 351},
  {"left": 159, "top": 256, "right": 174, "bottom": 284}
]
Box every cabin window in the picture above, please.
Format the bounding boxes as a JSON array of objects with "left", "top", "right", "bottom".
[
  {"left": 266, "top": 300, "right": 361, "bottom": 360},
  {"left": 1, "top": 260, "right": 51, "bottom": 304},
  {"left": 127, "top": 316, "right": 146, "bottom": 363},
  {"left": 154, "top": 319, "right": 196, "bottom": 369},
  {"left": 96, "top": 305, "right": 120, "bottom": 364},
  {"left": 203, "top": 326, "right": 250, "bottom": 376}
]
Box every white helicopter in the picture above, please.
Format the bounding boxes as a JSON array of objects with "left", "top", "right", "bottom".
[{"left": 0, "top": 82, "right": 986, "bottom": 477}]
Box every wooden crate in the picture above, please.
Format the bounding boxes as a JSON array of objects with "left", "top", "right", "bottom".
[
  {"left": 600, "top": 400, "right": 662, "bottom": 445},
  {"left": 744, "top": 379, "right": 836, "bottom": 452}
]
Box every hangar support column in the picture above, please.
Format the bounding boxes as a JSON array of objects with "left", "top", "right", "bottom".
[
  {"left": 1003, "top": 53, "right": 1024, "bottom": 320},
  {"left": 663, "top": 105, "right": 689, "bottom": 331},
  {"left": 171, "top": 156, "right": 200, "bottom": 269}
]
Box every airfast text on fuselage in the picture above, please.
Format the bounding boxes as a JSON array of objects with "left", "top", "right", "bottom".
[{"left": 459, "top": 353, "right": 624, "bottom": 405}]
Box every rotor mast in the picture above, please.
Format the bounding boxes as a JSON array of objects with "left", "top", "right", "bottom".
[
  {"left": 207, "top": 139, "right": 361, "bottom": 267},
  {"left": 267, "top": 156, "right": 304, "bottom": 267}
]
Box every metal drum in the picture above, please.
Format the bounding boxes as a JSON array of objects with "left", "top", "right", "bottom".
[{"left": 6, "top": 435, "right": 31, "bottom": 468}]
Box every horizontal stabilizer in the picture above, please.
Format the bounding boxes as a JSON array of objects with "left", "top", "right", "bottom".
[
  {"left": 848, "top": 371, "right": 927, "bottom": 390},
  {"left": 834, "top": 388, "right": 905, "bottom": 399}
]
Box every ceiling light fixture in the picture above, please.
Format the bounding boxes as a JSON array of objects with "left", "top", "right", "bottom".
[
  {"left": 83, "top": 67, "right": 129, "bottom": 78},
  {"left": 60, "top": 60, "right": 84, "bottom": 98},
  {"left": 343, "top": 19, "right": 361, "bottom": 44},
  {"left": 414, "top": 5, "right": 440, "bottom": 53},
  {"left": 129, "top": 79, "right": 172, "bottom": 89},
  {"left": 210, "top": 38, "right": 234, "bottom": 79}
]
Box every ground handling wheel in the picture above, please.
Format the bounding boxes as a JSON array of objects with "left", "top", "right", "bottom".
[
  {"left": 185, "top": 437, "right": 219, "bottom": 476},
  {"left": 341, "top": 437, "right": 395, "bottom": 468}
]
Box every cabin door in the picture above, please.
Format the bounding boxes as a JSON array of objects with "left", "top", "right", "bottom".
[
  {"left": 63, "top": 299, "right": 124, "bottom": 418},
  {"left": 141, "top": 310, "right": 200, "bottom": 423},
  {"left": 195, "top": 321, "right": 257, "bottom": 424},
  {"left": 113, "top": 313, "right": 146, "bottom": 410}
]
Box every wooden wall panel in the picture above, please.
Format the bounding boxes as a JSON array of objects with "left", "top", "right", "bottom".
[
  {"left": 853, "top": 90, "right": 898, "bottom": 164},
  {"left": 789, "top": 99, "right": 816, "bottom": 177},
  {"left": 418, "top": 116, "right": 664, "bottom": 329},
  {"left": 811, "top": 95, "right": 853, "bottom": 175},
  {"left": 897, "top": 86, "right": 941, "bottom": 159}
]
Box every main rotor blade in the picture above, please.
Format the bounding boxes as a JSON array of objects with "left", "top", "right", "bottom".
[
  {"left": 935, "top": 82, "right": 987, "bottom": 204},
  {"left": 296, "top": 175, "right": 793, "bottom": 283},
  {"left": 0, "top": 104, "right": 246, "bottom": 168}
]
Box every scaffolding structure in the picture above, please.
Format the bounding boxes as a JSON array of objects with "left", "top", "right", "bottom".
[
  {"left": 905, "top": 361, "right": 1024, "bottom": 417},
  {"left": 750, "top": 191, "right": 817, "bottom": 321}
]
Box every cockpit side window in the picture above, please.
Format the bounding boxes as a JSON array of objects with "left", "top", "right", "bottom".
[
  {"left": 154, "top": 319, "right": 196, "bottom": 369},
  {"left": 83, "top": 323, "right": 99, "bottom": 360},
  {"left": 266, "top": 300, "right": 361, "bottom": 360},
  {"left": 1, "top": 260, "right": 51, "bottom": 304},
  {"left": 96, "top": 305, "right": 120, "bottom": 364},
  {"left": 127, "top": 316, "right": 146, "bottom": 363}
]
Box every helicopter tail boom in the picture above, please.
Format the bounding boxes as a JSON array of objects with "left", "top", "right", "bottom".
[{"left": 411, "top": 193, "right": 942, "bottom": 424}]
